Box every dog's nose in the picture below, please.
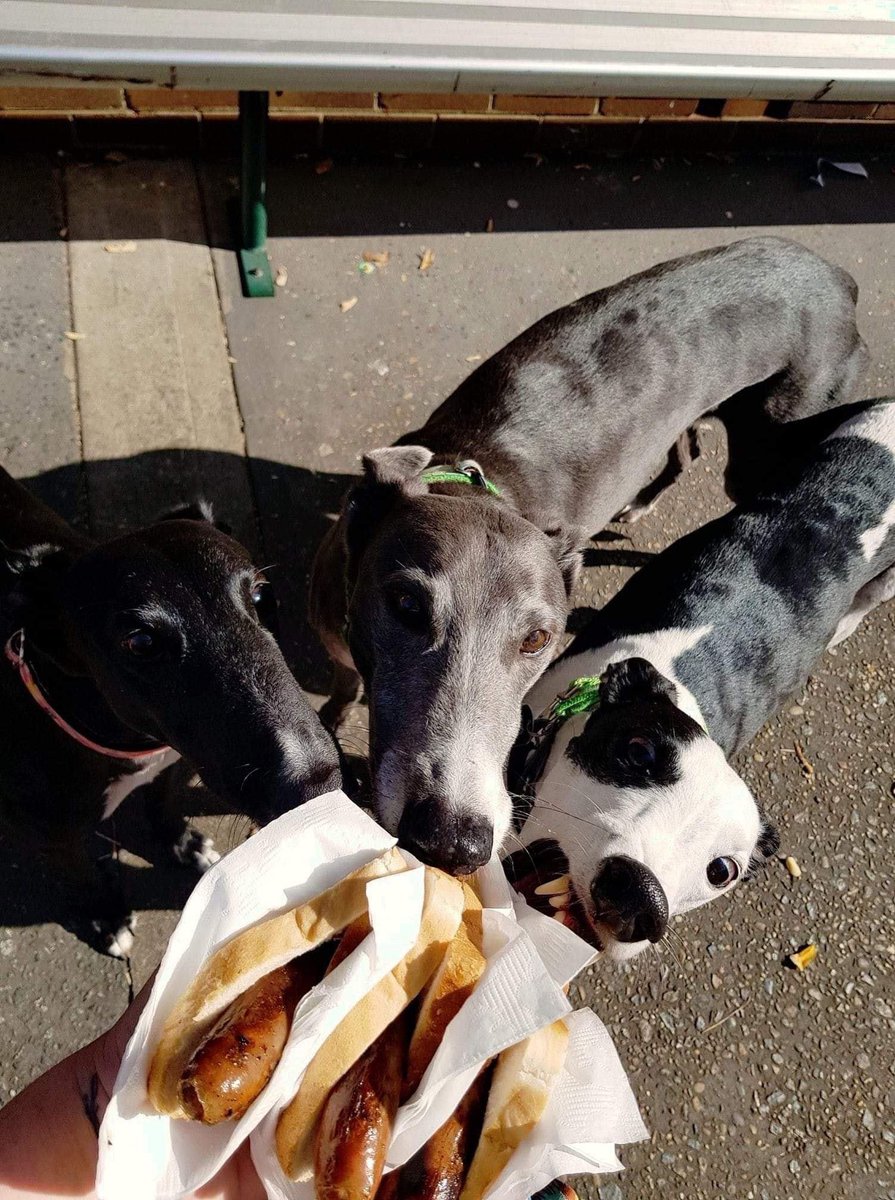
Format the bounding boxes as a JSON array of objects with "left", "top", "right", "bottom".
[
  {"left": 397, "top": 797, "right": 493, "bottom": 876},
  {"left": 590, "top": 855, "right": 669, "bottom": 944}
]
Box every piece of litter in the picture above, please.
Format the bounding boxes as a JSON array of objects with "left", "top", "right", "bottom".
[
  {"left": 357, "top": 261, "right": 376, "bottom": 275},
  {"left": 227, "top": 356, "right": 237, "bottom": 364},
  {"left": 58, "top": 227, "right": 68, "bottom": 238},
  {"left": 485, "top": 217, "right": 495, "bottom": 233},
  {"left": 725, "top": 211, "right": 733, "bottom": 219},
  {"left": 787, "top": 943, "right": 817, "bottom": 972},
  {"left": 785, "top": 856, "right": 802, "bottom": 879},
  {"left": 340, "top": 296, "right": 358, "bottom": 313},
  {"left": 368, "top": 358, "right": 390, "bottom": 376},
  {"left": 103, "top": 240, "right": 137, "bottom": 254},
  {"left": 362, "top": 250, "right": 390, "bottom": 267},
  {"left": 315, "top": 157, "right": 334, "bottom": 175},
  {"left": 318, "top": 443, "right": 334, "bottom": 458},
  {"left": 465, "top": 354, "right": 483, "bottom": 363},
  {"left": 810, "top": 158, "right": 868, "bottom": 188},
  {"left": 274, "top": 266, "right": 288, "bottom": 287},
  {"left": 64, "top": 331, "right": 84, "bottom": 341},
  {"left": 506, "top": 198, "right": 520, "bottom": 210},
  {"left": 418, "top": 248, "right": 435, "bottom": 272},
  {"left": 793, "top": 740, "right": 815, "bottom": 781}
]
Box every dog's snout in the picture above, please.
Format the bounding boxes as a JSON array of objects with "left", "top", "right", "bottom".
[
  {"left": 397, "top": 797, "right": 493, "bottom": 876},
  {"left": 590, "top": 854, "right": 669, "bottom": 944}
]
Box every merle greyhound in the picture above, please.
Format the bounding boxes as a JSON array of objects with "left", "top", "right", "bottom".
[
  {"left": 309, "top": 237, "right": 867, "bottom": 876},
  {"left": 0, "top": 468, "right": 341, "bottom": 955},
  {"left": 519, "top": 399, "right": 895, "bottom": 961}
]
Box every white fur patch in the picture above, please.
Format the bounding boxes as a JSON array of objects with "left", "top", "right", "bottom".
[
  {"left": 860, "top": 496, "right": 895, "bottom": 562},
  {"left": 275, "top": 728, "right": 310, "bottom": 783}
]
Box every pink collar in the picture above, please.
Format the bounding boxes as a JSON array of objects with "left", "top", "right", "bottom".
[{"left": 4, "top": 629, "right": 171, "bottom": 763}]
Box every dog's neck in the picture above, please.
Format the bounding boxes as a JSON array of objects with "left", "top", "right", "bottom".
[
  {"left": 531, "top": 626, "right": 713, "bottom": 733},
  {"left": 18, "top": 636, "right": 163, "bottom": 759}
]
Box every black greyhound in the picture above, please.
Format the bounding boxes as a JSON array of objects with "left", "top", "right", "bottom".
[{"left": 0, "top": 468, "right": 341, "bottom": 955}]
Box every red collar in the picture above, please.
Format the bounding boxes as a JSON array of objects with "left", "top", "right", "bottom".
[{"left": 4, "top": 629, "right": 171, "bottom": 763}]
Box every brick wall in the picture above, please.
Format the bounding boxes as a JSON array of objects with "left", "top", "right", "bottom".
[{"left": 0, "top": 88, "right": 892, "bottom": 155}]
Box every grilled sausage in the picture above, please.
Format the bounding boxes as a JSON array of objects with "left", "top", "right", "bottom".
[
  {"left": 179, "top": 954, "right": 318, "bottom": 1124},
  {"left": 314, "top": 1011, "right": 410, "bottom": 1200},
  {"left": 387, "top": 1068, "right": 491, "bottom": 1200}
]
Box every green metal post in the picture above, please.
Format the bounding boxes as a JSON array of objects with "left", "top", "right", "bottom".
[{"left": 234, "top": 90, "right": 275, "bottom": 298}]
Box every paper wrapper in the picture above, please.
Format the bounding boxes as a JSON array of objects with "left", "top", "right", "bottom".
[
  {"left": 97, "top": 792, "right": 422, "bottom": 1200},
  {"left": 252, "top": 860, "right": 645, "bottom": 1200},
  {"left": 98, "top": 791, "right": 647, "bottom": 1200}
]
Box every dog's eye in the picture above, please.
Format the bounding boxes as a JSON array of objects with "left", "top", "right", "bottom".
[
  {"left": 122, "top": 629, "right": 157, "bottom": 657},
  {"left": 521, "top": 629, "right": 551, "bottom": 656},
  {"left": 388, "top": 588, "right": 426, "bottom": 629},
  {"left": 625, "top": 735, "right": 656, "bottom": 767},
  {"left": 250, "top": 581, "right": 267, "bottom": 606},
  {"left": 706, "top": 856, "right": 740, "bottom": 888}
]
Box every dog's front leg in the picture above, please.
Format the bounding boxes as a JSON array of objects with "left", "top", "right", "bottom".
[
  {"left": 146, "top": 758, "right": 220, "bottom": 872},
  {"left": 319, "top": 661, "right": 364, "bottom": 730},
  {"left": 44, "top": 834, "right": 136, "bottom": 959}
]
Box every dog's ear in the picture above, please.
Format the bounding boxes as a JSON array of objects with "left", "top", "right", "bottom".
[
  {"left": 600, "top": 657, "right": 678, "bottom": 707},
  {"left": 744, "top": 815, "right": 781, "bottom": 879},
  {"left": 342, "top": 446, "right": 434, "bottom": 577},
  {"left": 543, "top": 525, "right": 585, "bottom": 596},
  {"left": 1, "top": 542, "right": 85, "bottom": 673},
  {"left": 156, "top": 499, "right": 233, "bottom": 536}
]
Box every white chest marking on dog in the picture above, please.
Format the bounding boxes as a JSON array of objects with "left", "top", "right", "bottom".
[{"left": 101, "top": 749, "right": 178, "bottom": 820}]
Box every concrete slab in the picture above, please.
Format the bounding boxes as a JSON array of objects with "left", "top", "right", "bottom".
[
  {"left": 0, "top": 154, "right": 81, "bottom": 523},
  {"left": 65, "top": 159, "right": 254, "bottom": 542}
]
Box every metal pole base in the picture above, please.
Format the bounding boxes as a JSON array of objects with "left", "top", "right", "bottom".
[{"left": 233, "top": 90, "right": 274, "bottom": 298}]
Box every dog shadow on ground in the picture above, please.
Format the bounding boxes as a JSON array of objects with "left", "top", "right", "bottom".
[{"left": 3, "top": 448, "right": 653, "bottom": 938}]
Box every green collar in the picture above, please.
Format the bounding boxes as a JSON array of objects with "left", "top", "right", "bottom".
[
  {"left": 546, "top": 674, "right": 602, "bottom": 721},
  {"left": 421, "top": 461, "right": 501, "bottom": 498}
]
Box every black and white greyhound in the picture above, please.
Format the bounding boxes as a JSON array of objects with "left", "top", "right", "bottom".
[
  {"left": 310, "top": 237, "right": 867, "bottom": 875},
  {"left": 518, "top": 400, "right": 895, "bottom": 961}
]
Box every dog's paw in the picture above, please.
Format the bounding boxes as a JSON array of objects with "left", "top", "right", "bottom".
[
  {"left": 614, "top": 499, "right": 656, "bottom": 525},
  {"left": 173, "top": 828, "right": 221, "bottom": 873},
  {"left": 92, "top": 914, "right": 136, "bottom": 959}
]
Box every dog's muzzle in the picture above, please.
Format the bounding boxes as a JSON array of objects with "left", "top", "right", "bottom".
[{"left": 589, "top": 854, "right": 669, "bottom": 944}]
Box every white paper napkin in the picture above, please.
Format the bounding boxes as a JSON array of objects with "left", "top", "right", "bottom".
[{"left": 97, "top": 792, "right": 416, "bottom": 1200}]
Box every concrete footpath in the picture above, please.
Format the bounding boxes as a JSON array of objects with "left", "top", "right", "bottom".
[{"left": 0, "top": 146, "right": 893, "bottom": 1200}]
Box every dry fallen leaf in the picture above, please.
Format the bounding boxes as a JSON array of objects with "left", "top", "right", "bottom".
[
  {"left": 363, "top": 250, "right": 390, "bottom": 267},
  {"left": 315, "top": 157, "right": 334, "bottom": 175},
  {"left": 274, "top": 266, "right": 288, "bottom": 287},
  {"left": 340, "top": 296, "right": 358, "bottom": 312},
  {"left": 787, "top": 944, "right": 817, "bottom": 972},
  {"left": 794, "top": 740, "right": 815, "bottom": 781},
  {"left": 785, "top": 856, "right": 802, "bottom": 879},
  {"left": 103, "top": 240, "right": 137, "bottom": 254},
  {"left": 418, "top": 248, "right": 435, "bottom": 272},
  {"left": 64, "top": 331, "right": 84, "bottom": 341}
]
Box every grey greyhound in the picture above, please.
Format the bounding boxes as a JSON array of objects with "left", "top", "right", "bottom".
[{"left": 309, "top": 236, "right": 867, "bottom": 875}]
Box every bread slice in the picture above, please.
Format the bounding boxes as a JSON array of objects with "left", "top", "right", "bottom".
[
  {"left": 147, "top": 847, "right": 406, "bottom": 1117},
  {"left": 275, "top": 867, "right": 465, "bottom": 1180},
  {"left": 459, "top": 1020, "right": 569, "bottom": 1200},
  {"left": 403, "top": 883, "right": 485, "bottom": 1098}
]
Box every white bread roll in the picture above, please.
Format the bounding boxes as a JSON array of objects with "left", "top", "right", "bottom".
[
  {"left": 275, "top": 866, "right": 465, "bottom": 1180},
  {"left": 404, "top": 883, "right": 485, "bottom": 1098},
  {"left": 147, "top": 847, "right": 406, "bottom": 1118},
  {"left": 459, "top": 1020, "right": 570, "bottom": 1200}
]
